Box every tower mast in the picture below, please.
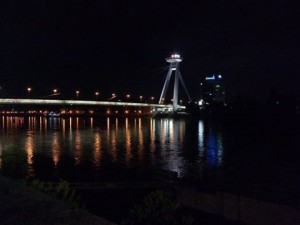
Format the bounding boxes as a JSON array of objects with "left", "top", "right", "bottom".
[{"left": 159, "top": 53, "right": 192, "bottom": 113}]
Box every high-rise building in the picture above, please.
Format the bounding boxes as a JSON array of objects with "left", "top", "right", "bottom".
[{"left": 200, "top": 74, "right": 225, "bottom": 106}]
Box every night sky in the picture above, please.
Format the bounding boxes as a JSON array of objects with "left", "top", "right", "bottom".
[{"left": 0, "top": 1, "right": 299, "bottom": 102}]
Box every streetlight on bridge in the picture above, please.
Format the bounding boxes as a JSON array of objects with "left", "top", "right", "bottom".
[
  {"left": 53, "top": 89, "right": 58, "bottom": 94},
  {"left": 95, "top": 91, "right": 99, "bottom": 100},
  {"left": 76, "top": 90, "right": 80, "bottom": 98},
  {"left": 27, "top": 87, "right": 32, "bottom": 98}
]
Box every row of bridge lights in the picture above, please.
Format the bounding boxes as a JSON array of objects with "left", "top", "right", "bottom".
[
  {"left": 25, "top": 87, "right": 184, "bottom": 104},
  {"left": 26, "top": 87, "right": 148, "bottom": 100},
  {"left": 1, "top": 109, "right": 150, "bottom": 115}
]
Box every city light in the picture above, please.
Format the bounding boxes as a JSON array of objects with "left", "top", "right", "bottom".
[
  {"left": 198, "top": 99, "right": 204, "bottom": 106},
  {"left": 205, "top": 75, "right": 215, "bottom": 80},
  {"left": 171, "top": 54, "right": 180, "bottom": 58}
]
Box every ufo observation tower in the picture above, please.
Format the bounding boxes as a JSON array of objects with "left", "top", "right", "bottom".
[{"left": 159, "top": 53, "right": 192, "bottom": 113}]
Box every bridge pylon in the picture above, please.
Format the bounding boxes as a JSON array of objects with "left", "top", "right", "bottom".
[{"left": 159, "top": 53, "right": 192, "bottom": 113}]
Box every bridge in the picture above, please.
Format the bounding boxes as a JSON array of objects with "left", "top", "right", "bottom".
[
  {"left": 0, "top": 53, "right": 191, "bottom": 116},
  {"left": 0, "top": 98, "right": 186, "bottom": 116}
]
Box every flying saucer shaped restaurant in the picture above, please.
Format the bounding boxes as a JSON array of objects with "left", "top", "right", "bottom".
[{"left": 166, "top": 54, "right": 183, "bottom": 63}]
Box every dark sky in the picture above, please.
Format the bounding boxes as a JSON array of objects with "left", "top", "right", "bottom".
[{"left": 0, "top": 1, "right": 299, "bottom": 102}]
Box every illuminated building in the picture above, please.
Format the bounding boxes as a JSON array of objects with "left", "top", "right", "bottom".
[{"left": 200, "top": 74, "right": 225, "bottom": 105}]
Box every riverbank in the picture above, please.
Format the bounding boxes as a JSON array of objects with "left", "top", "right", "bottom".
[{"left": 0, "top": 176, "right": 116, "bottom": 225}]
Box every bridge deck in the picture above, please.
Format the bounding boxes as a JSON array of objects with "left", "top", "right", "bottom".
[{"left": 0, "top": 98, "right": 185, "bottom": 109}]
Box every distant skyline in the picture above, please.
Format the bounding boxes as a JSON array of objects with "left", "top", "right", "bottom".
[{"left": 0, "top": 1, "right": 299, "bottom": 102}]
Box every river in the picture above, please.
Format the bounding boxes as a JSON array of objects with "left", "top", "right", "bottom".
[{"left": 0, "top": 115, "right": 299, "bottom": 184}]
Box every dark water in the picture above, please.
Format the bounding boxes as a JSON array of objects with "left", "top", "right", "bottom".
[
  {"left": 0, "top": 116, "right": 221, "bottom": 181},
  {"left": 0, "top": 115, "right": 299, "bottom": 185}
]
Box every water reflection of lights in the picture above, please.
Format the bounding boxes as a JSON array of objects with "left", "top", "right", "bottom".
[
  {"left": 69, "top": 117, "right": 72, "bottom": 130},
  {"left": 90, "top": 117, "right": 93, "bottom": 129},
  {"left": 159, "top": 119, "right": 168, "bottom": 156},
  {"left": 39, "top": 117, "right": 43, "bottom": 132},
  {"left": 106, "top": 117, "right": 117, "bottom": 161},
  {"left": 149, "top": 119, "right": 155, "bottom": 160},
  {"left": 125, "top": 118, "right": 132, "bottom": 166},
  {"left": 52, "top": 132, "right": 60, "bottom": 167},
  {"left": 62, "top": 118, "right": 66, "bottom": 138},
  {"left": 25, "top": 132, "right": 34, "bottom": 169},
  {"left": 206, "top": 128, "right": 224, "bottom": 167},
  {"left": 110, "top": 125, "right": 117, "bottom": 161},
  {"left": 155, "top": 119, "right": 184, "bottom": 176},
  {"left": 107, "top": 117, "right": 110, "bottom": 132},
  {"left": 44, "top": 117, "right": 47, "bottom": 131},
  {"left": 198, "top": 120, "right": 205, "bottom": 157},
  {"left": 138, "top": 118, "right": 144, "bottom": 159},
  {"left": 74, "top": 130, "right": 82, "bottom": 165},
  {"left": 1, "top": 116, "right": 25, "bottom": 131},
  {"left": 93, "top": 132, "right": 102, "bottom": 167},
  {"left": 76, "top": 117, "right": 79, "bottom": 130},
  {"left": 109, "top": 118, "right": 118, "bottom": 161}
]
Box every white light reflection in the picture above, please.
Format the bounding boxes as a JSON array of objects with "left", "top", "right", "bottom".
[
  {"left": 165, "top": 119, "right": 182, "bottom": 176},
  {"left": 159, "top": 119, "right": 168, "bottom": 158},
  {"left": 156, "top": 119, "right": 183, "bottom": 177},
  {"left": 198, "top": 120, "right": 205, "bottom": 157},
  {"left": 169, "top": 120, "right": 175, "bottom": 150}
]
